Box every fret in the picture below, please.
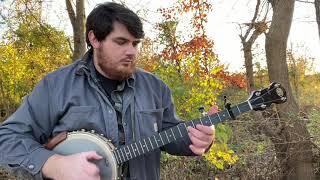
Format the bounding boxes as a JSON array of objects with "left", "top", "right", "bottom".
[
  {"left": 139, "top": 141, "right": 145, "bottom": 154},
  {"left": 118, "top": 150, "right": 123, "bottom": 164},
  {"left": 240, "top": 101, "right": 251, "bottom": 112},
  {"left": 126, "top": 146, "right": 132, "bottom": 159},
  {"left": 177, "top": 126, "right": 183, "bottom": 137},
  {"left": 143, "top": 139, "right": 150, "bottom": 152},
  {"left": 183, "top": 123, "right": 188, "bottom": 130},
  {"left": 120, "top": 148, "right": 127, "bottom": 162},
  {"left": 113, "top": 151, "right": 119, "bottom": 164},
  {"left": 236, "top": 105, "right": 241, "bottom": 114},
  {"left": 208, "top": 115, "right": 213, "bottom": 125},
  {"left": 217, "top": 113, "right": 222, "bottom": 122},
  {"left": 130, "top": 144, "right": 136, "bottom": 157},
  {"left": 204, "top": 117, "right": 212, "bottom": 126},
  {"left": 164, "top": 130, "right": 170, "bottom": 142},
  {"left": 170, "top": 128, "right": 177, "bottom": 140},
  {"left": 167, "top": 129, "right": 174, "bottom": 141},
  {"left": 247, "top": 100, "right": 253, "bottom": 110},
  {"left": 191, "top": 120, "right": 195, "bottom": 128},
  {"left": 134, "top": 143, "right": 140, "bottom": 156},
  {"left": 159, "top": 134, "right": 165, "bottom": 145},
  {"left": 148, "top": 137, "right": 154, "bottom": 149},
  {"left": 120, "top": 148, "right": 125, "bottom": 163},
  {"left": 153, "top": 135, "right": 159, "bottom": 147},
  {"left": 199, "top": 118, "right": 204, "bottom": 125},
  {"left": 226, "top": 109, "right": 232, "bottom": 119},
  {"left": 221, "top": 110, "right": 228, "bottom": 119},
  {"left": 222, "top": 110, "right": 231, "bottom": 120}
]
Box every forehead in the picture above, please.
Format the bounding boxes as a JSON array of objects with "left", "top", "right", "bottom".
[{"left": 108, "top": 22, "right": 140, "bottom": 41}]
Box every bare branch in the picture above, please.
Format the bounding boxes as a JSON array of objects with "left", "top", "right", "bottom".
[
  {"left": 66, "top": 0, "right": 76, "bottom": 27},
  {"left": 296, "top": 0, "right": 314, "bottom": 4},
  {"left": 67, "top": 37, "right": 74, "bottom": 52}
]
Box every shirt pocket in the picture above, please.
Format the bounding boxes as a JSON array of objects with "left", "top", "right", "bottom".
[
  {"left": 137, "top": 108, "right": 164, "bottom": 138},
  {"left": 57, "top": 106, "right": 99, "bottom": 131}
]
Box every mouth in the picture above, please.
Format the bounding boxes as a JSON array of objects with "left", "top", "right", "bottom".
[{"left": 121, "top": 58, "right": 134, "bottom": 65}]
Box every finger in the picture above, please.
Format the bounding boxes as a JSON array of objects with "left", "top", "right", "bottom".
[
  {"left": 188, "top": 132, "right": 208, "bottom": 148},
  {"left": 188, "top": 128, "right": 212, "bottom": 144},
  {"left": 195, "top": 124, "right": 215, "bottom": 135},
  {"left": 189, "top": 144, "right": 206, "bottom": 155},
  {"left": 208, "top": 105, "right": 218, "bottom": 115},
  {"left": 83, "top": 151, "right": 103, "bottom": 160},
  {"left": 188, "top": 125, "right": 215, "bottom": 142}
]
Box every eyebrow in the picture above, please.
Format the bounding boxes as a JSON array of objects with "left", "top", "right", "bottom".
[{"left": 112, "top": 37, "right": 141, "bottom": 44}]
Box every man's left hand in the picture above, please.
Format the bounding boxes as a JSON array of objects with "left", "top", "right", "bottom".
[
  {"left": 187, "top": 124, "right": 215, "bottom": 155},
  {"left": 187, "top": 105, "right": 218, "bottom": 155}
]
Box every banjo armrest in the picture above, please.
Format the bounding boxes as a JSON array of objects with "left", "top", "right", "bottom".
[{"left": 44, "top": 131, "right": 68, "bottom": 150}]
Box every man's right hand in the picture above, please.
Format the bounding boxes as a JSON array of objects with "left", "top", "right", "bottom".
[{"left": 42, "top": 151, "right": 103, "bottom": 180}]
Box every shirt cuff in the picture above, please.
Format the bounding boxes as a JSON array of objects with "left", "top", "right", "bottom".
[{"left": 21, "top": 147, "right": 56, "bottom": 177}]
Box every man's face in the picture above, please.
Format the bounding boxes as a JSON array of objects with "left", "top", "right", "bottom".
[{"left": 93, "top": 22, "right": 141, "bottom": 80}]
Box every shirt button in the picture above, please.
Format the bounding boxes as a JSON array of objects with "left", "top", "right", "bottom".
[
  {"left": 108, "top": 110, "right": 112, "bottom": 114},
  {"left": 123, "top": 122, "right": 127, "bottom": 126},
  {"left": 28, "top": 164, "right": 34, "bottom": 170}
]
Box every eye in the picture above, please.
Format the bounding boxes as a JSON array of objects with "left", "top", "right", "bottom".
[
  {"left": 132, "top": 41, "right": 141, "bottom": 47},
  {"left": 115, "top": 39, "right": 127, "bottom": 45}
]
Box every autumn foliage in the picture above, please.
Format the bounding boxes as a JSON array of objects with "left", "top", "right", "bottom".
[{"left": 137, "top": 0, "right": 243, "bottom": 170}]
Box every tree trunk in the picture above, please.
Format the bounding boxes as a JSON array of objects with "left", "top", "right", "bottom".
[
  {"left": 239, "top": 0, "right": 267, "bottom": 93},
  {"left": 265, "top": 0, "right": 315, "bottom": 179},
  {"left": 243, "top": 43, "right": 255, "bottom": 92},
  {"left": 66, "top": 0, "right": 86, "bottom": 61},
  {"left": 315, "top": 0, "right": 320, "bottom": 39}
]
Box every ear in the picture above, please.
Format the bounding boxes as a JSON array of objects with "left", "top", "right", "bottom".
[{"left": 88, "top": 30, "right": 101, "bottom": 49}]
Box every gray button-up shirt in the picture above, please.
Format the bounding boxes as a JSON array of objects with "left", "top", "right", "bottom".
[{"left": 0, "top": 52, "right": 195, "bottom": 180}]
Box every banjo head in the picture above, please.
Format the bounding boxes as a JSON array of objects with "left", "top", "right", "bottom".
[{"left": 52, "top": 131, "right": 118, "bottom": 180}]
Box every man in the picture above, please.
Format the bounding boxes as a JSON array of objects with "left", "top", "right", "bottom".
[{"left": 0, "top": 2, "right": 215, "bottom": 180}]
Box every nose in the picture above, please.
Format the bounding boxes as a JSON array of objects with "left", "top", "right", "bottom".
[{"left": 126, "top": 44, "right": 137, "bottom": 55}]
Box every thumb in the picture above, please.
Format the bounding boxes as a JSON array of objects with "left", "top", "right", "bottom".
[{"left": 83, "top": 151, "right": 103, "bottom": 161}]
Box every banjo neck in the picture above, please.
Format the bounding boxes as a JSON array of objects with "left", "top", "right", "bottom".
[
  {"left": 112, "top": 82, "right": 287, "bottom": 165},
  {"left": 112, "top": 101, "right": 252, "bottom": 165}
]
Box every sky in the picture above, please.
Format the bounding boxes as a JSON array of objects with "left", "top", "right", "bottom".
[{"left": 42, "top": 0, "right": 320, "bottom": 73}]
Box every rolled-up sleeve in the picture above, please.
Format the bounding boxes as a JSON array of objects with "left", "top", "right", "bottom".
[{"left": 0, "top": 77, "right": 56, "bottom": 178}]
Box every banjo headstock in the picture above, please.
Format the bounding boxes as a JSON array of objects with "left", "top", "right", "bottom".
[{"left": 248, "top": 82, "right": 287, "bottom": 111}]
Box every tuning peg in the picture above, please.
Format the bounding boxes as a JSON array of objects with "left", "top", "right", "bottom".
[
  {"left": 255, "top": 91, "right": 261, "bottom": 96},
  {"left": 198, "top": 106, "right": 207, "bottom": 116}
]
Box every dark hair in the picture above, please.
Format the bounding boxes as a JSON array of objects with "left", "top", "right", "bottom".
[{"left": 85, "top": 2, "right": 145, "bottom": 49}]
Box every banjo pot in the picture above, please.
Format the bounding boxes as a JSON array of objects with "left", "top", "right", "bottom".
[{"left": 52, "top": 130, "right": 118, "bottom": 180}]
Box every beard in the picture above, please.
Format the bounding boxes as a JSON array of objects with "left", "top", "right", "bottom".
[{"left": 95, "top": 49, "right": 136, "bottom": 81}]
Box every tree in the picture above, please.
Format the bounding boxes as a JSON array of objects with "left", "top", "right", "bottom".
[
  {"left": 239, "top": 0, "right": 268, "bottom": 92},
  {"left": 265, "top": 0, "right": 315, "bottom": 179},
  {"left": 66, "top": 0, "right": 86, "bottom": 61},
  {"left": 0, "top": 0, "right": 71, "bottom": 122},
  {"left": 315, "top": 0, "right": 320, "bottom": 39}
]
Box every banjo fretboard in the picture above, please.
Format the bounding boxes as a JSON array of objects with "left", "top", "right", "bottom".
[{"left": 113, "top": 101, "right": 252, "bottom": 164}]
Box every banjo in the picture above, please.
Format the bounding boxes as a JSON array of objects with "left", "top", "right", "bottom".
[{"left": 46, "top": 82, "right": 287, "bottom": 180}]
